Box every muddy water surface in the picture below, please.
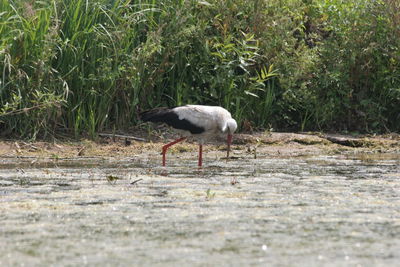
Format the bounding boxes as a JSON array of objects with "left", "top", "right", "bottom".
[{"left": 1, "top": 152, "right": 399, "bottom": 266}]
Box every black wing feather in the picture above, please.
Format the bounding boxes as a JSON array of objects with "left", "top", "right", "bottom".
[{"left": 139, "top": 107, "right": 205, "bottom": 134}]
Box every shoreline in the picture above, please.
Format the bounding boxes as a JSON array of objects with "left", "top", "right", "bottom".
[{"left": 1, "top": 132, "right": 399, "bottom": 160}]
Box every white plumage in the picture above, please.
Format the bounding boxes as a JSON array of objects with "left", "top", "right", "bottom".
[
  {"left": 140, "top": 105, "right": 237, "bottom": 167},
  {"left": 173, "top": 105, "right": 237, "bottom": 138}
]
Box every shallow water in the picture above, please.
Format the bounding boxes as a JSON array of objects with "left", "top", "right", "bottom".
[{"left": 1, "top": 152, "right": 399, "bottom": 266}]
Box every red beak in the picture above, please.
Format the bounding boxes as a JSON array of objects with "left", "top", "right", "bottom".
[{"left": 227, "top": 134, "right": 232, "bottom": 158}]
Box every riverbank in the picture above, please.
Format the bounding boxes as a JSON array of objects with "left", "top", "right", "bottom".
[{"left": 1, "top": 132, "right": 399, "bottom": 160}]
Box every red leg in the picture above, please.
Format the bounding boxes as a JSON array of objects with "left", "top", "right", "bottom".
[
  {"left": 198, "top": 144, "right": 203, "bottom": 167},
  {"left": 162, "top": 137, "right": 186, "bottom": 166}
]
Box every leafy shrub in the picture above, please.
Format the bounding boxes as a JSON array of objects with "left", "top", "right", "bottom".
[{"left": 0, "top": 0, "right": 399, "bottom": 139}]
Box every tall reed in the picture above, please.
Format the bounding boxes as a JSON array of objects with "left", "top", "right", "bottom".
[{"left": 0, "top": 0, "right": 399, "bottom": 139}]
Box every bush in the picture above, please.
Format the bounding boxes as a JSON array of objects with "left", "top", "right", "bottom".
[{"left": 0, "top": 0, "right": 399, "bottom": 139}]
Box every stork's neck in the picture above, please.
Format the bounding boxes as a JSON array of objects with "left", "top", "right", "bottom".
[{"left": 222, "top": 118, "right": 238, "bottom": 134}]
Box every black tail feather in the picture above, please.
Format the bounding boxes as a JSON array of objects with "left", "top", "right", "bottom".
[{"left": 139, "top": 107, "right": 171, "bottom": 122}]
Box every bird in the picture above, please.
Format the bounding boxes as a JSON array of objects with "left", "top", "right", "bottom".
[{"left": 140, "top": 105, "right": 238, "bottom": 167}]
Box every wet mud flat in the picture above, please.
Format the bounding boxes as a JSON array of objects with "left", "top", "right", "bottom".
[{"left": 1, "top": 134, "right": 400, "bottom": 266}]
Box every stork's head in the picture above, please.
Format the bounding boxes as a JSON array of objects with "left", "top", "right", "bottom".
[
  {"left": 226, "top": 119, "right": 238, "bottom": 134},
  {"left": 223, "top": 119, "right": 237, "bottom": 158}
]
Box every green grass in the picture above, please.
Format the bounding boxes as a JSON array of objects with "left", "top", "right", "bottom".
[{"left": 0, "top": 0, "right": 399, "bottom": 139}]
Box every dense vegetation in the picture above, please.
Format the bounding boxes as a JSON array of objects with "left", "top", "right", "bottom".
[{"left": 1, "top": 0, "right": 399, "bottom": 139}]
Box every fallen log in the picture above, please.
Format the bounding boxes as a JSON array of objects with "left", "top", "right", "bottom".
[
  {"left": 98, "top": 133, "right": 146, "bottom": 142},
  {"left": 323, "top": 135, "right": 366, "bottom": 147}
]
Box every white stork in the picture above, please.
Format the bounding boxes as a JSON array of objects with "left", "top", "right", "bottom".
[{"left": 140, "top": 105, "right": 238, "bottom": 167}]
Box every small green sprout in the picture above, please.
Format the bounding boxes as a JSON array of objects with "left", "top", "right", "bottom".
[
  {"left": 106, "top": 175, "right": 121, "bottom": 185},
  {"left": 206, "top": 188, "right": 216, "bottom": 200}
]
